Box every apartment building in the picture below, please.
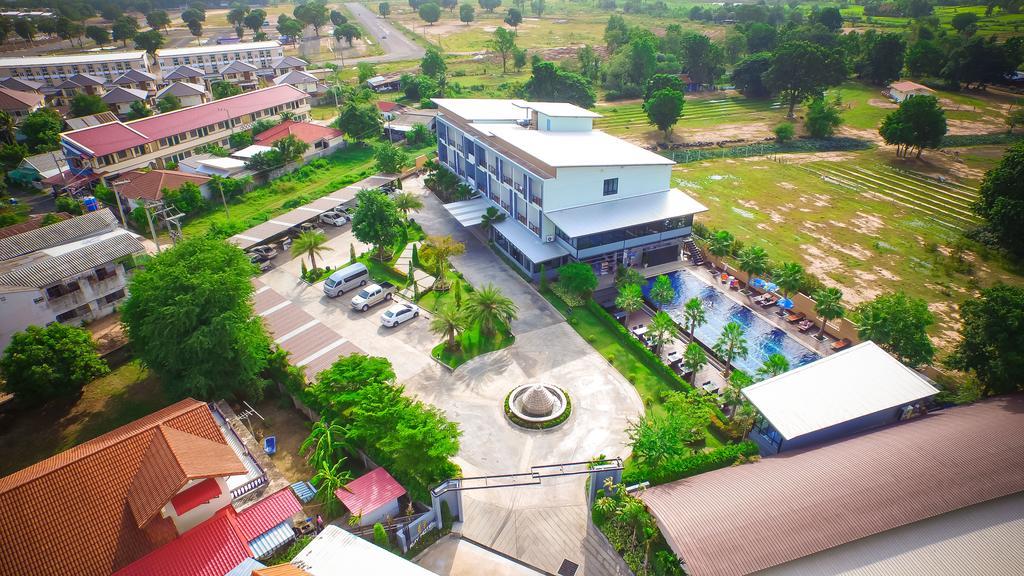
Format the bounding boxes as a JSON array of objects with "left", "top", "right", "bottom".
[
  {"left": 60, "top": 85, "right": 310, "bottom": 182},
  {"left": 0, "top": 51, "right": 151, "bottom": 88},
  {"left": 155, "top": 41, "right": 284, "bottom": 78},
  {"left": 0, "top": 209, "right": 144, "bottom": 351},
  {"left": 433, "top": 98, "right": 707, "bottom": 277}
]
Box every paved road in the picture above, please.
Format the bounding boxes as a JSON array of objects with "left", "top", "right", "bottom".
[{"left": 343, "top": 2, "right": 425, "bottom": 64}]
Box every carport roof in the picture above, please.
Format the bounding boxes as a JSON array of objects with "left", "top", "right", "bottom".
[
  {"left": 492, "top": 218, "right": 568, "bottom": 263},
  {"left": 545, "top": 189, "right": 708, "bottom": 238},
  {"left": 442, "top": 197, "right": 492, "bottom": 227}
]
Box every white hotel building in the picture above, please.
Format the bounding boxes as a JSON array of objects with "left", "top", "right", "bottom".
[
  {"left": 155, "top": 41, "right": 284, "bottom": 78},
  {"left": 0, "top": 51, "right": 151, "bottom": 87},
  {"left": 433, "top": 99, "right": 707, "bottom": 277}
]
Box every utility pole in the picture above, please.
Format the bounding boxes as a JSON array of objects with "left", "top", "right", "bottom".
[
  {"left": 111, "top": 179, "right": 130, "bottom": 229},
  {"left": 217, "top": 178, "right": 231, "bottom": 219},
  {"left": 142, "top": 200, "right": 160, "bottom": 253}
]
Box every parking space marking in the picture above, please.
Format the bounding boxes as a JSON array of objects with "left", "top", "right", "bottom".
[
  {"left": 258, "top": 301, "right": 291, "bottom": 317},
  {"left": 274, "top": 319, "right": 321, "bottom": 344},
  {"left": 296, "top": 339, "right": 349, "bottom": 367}
]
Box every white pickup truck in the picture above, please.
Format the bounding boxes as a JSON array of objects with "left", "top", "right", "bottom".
[{"left": 350, "top": 282, "right": 395, "bottom": 312}]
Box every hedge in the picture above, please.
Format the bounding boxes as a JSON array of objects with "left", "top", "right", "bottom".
[{"left": 622, "top": 441, "right": 759, "bottom": 486}]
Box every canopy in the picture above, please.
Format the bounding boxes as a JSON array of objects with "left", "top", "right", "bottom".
[{"left": 545, "top": 189, "right": 707, "bottom": 239}]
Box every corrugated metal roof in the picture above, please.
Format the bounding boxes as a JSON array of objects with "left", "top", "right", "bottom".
[
  {"left": 0, "top": 208, "right": 117, "bottom": 260},
  {"left": 640, "top": 396, "right": 1024, "bottom": 576},
  {"left": 225, "top": 557, "right": 267, "bottom": 576},
  {"left": 758, "top": 492, "right": 1024, "bottom": 576},
  {"left": 0, "top": 229, "right": 144, "bottom": 288},
  {"left": 545, "top": 188, "right": 707, "bottom": 239},
  {"left": 292, "top": 525, "right": 436, "bottom": 576},
  {"left": 249, "top": 522, "right": 295, "bottom": 559},
  {"left": 334, "top": 467, "right": 406, "bottom": 515},
  {"left": 741, "top": 342, "right": 939, "bottom": 440},
  {"left": 235, "top": 488, "right": 302, "bottom": 541}
]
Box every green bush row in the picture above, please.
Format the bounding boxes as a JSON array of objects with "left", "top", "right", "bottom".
[
  {"left": 942, "top": 133, "right": 1024, "bottom": 148},
  {"left": 622, "top": 441, "right": 759, "bottom": 486}
]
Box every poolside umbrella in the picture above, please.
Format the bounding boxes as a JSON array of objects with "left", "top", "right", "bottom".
[
  {"left": 751, "top": 278, "right": 767, "bottom": 290},
  {"left": 764, "top": 282, "right": 779, "bottom": 293},
  {"left": 776, "top": 298, "right": 794, "bottom": 316}
]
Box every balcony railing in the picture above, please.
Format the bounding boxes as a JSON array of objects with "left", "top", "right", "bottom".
[
  {"left": 47, "top": 289, "right": 85, "bottom": 312},
  {"left": 513, "top": 182, "right": 523, "bottom": 194},
  {"left": 516, "top": 213, "right": 527, "bottom": 225},
  {"left": 488, "top": 164, "right": 496, "bottom": 173},
  {"left": 531, "top": 195, "right": 543, "bottom": 208}
]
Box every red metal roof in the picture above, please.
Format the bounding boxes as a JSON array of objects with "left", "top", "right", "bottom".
[
  {"left": 253, "top": 120, "right": 343, "bottom": 147},
  {"left": 334, "top": 467, "right": 406, "bottom": 515},
  {"left": 63, "top": 85, "right": 308, "bottom": 157},
  {"left": 171, "top": 478, "right": 223, "bottom": 515},
  {"left": 235, "top": 487, "right": 303, "bottom": 541},
  {"left": 376, "top": 101, "right": 401, "bottom": 113}
]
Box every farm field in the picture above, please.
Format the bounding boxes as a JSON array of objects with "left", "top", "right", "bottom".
[
  {"left": 595, "top": 96, "right": 786, "bottom": 136},
  {"left": 839, "top": 4, "right": 1024, "bottom": 38},
  {"left": 674, "top": 150, "right": 1024, "bottom": 349}
]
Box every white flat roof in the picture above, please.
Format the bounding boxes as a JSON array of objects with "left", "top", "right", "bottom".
[
  {"left": 433, "top": 98, "right": 531, "bottom": 122},
  {"left": 198, "top": 157, "right": 246, "bottom": 169},
  {"left": 742, "top": 341, "right": 939, "bottom": 440},
  {"left": 545, "top": 189, "right": 707, "bottom": 238},
  {"left": 232, "top": 144, "right": 274, "bottom": 159},
  {"left": 291, "top": 525, "right": 435, "bottom": 576},
  {"left": 443, "top": 197, "right": 492, "bottom": 227},
  {"left": 492, "top": 217, "right": 568, "bottom": 263},
  {"left": 0, "top": 51, "right": 146, "bottom": 67},
  {"left": 523, "top": 101, "right": 601, "bottom": 118},
  {"left": 157, "top": 41, "right": 281, "bottom": 58},
  {"left": 478, "top": 123, "right": 674, "bottom": 168}
]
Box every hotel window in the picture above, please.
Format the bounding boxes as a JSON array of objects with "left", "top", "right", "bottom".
[{"left": 603, "top": 177, "right": 618, "bottom": 196}]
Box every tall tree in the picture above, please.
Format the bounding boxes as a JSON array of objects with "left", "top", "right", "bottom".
[
  {"left": 764, "top": 41, "right": 847, "bottom": 118},
  {"left": 504, "top": 7, "right": 522, "bottom": 33},
  {"left": 292, "top": 229, "right": 332, "bottom": 270},
  {"left": 459, "top": 3, "right": 475, "bottom": 24},
  {"left": 713, "top": 321, "right": 748, "bottom": 376},
  {"left": 738, "top": 245, "right": 770, "bottom": 287},
  {"left": 463, "top": 283, "right": 518, "bottom": 337},
  {"left": 479, "top": 0, "right": 502, "bottom": 12},
  {"left": 732, "top": 51, "right": 773, "bottom": 98},
  {"left": 300, "top": 417, "right": 348, "bottom": 471},
  {"left": 335, "top": 101, "right": 382, "bottom": 141},
  {"left": 524, "top": 61, "right": 595, "bottom": 108},
  {"left": 0, "top": 323, "right": 108, "bottom": 407},
  {"left": 421, "top": 235, "right": 465, "bottom": 290},
  {"left": 351, "top": 188, "right": 403, "bottom": 260},
  {"left": 804, "top": 96, "right": 843, "bottom": 138},
  {"left": 756, "top": 353, "right": 790, "bottom": 380},
  {"left": 682, "top": 341, "right": 707, "bottom": 385},
  {"left": 85, "top": 25, "right": 110, "bottom": 45},
  {"left": 419, "top": 2, "right": 442, "bottom": 24},
  {"left": 122, "top": 238, "right": 272, "bottom": 400},
  {"left": 488, "top": 27, "right": 517, "bottom": 73},
  {"left": 975, "top": 141, "right": 1024, "bottom": 257},
  {"left": 133, "top": 29, "right": 165, "bottom": 55},
  {"left": 856, "top": 292, "right": 935, "bottom": 367},
  {"left": 707, "top": 229, "right": 734, "bottom": 259},
  {"left": 643, "top": 88, "right": 684, "bottom": 142},
  {"left": 70, "top": 94, "right": 106, "bottom": 118},
  {"left": 244, "top": 9, "right": 267, "bottom": 34},
  {"left": 947, "top": 284, "right": 1024, "bottom": 395},
  {"left": 421, "top": 47, "right": 447, "bottom": 91},
  {"left": 380, "top": 2, "right": 391, "bottom": 17},
  {"left": 111, "top": 15, "right": 138, "bottom": 46},
  {"left": 647, "top": 311, "right": 679, "bottom": 353},
  {"left": 812, "top": 287, "right": 844, "bottom": 339},
  {"left": 146, "top": 10, "right": 170, "bottom": 30},
  {"left": 330, "top": 9, "right": 348, "bottom": 26},
  {"left": 682, "top": 297, "right": 706, "bottom": 342},
  {"left": 615, "top": 282, "right": 645, "bottom": 319},
  {"left": 878, "top": 95, "right": 947, "bottom": 158},
  {"left": 431, "top": 306, "right": 467, "bottom": 350},
  {"left": 855, "top": 32, "right": 905, "bottom": 85},
  {"left": 334, "top": 22, "right": 361, "bottom": 46},
  {"left": 648, "top": 274, "right": 676, "bottom": 309},
  {"left": 21, "top": 108, "right": 62, "bottom": 152},
  {"left": 773, "top": 261, "right": 804, "bottom": 301}
]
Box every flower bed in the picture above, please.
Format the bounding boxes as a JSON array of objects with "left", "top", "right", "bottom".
[{"left": 503, "top": 387, "right": 572, "bottom": 430}]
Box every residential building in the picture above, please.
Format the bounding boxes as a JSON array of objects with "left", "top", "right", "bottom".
[
  {"left": 268, "top": 525, "right": 437, "bottom": 576},
  {"left": 376, "top": 100, "right": 404, "bottom": 121},
  {"left": 115, "top": 169, "right": 212, "bottom": 210},
  {"left": 253, "top": 120, "right": 345, "bottom": 156},
  {"left": 60, "top": 85, "right": 311, "bottom": 183},
  {"left": 102, "top": 86, "right": 150, "bottom": 118},
  {"left": 272, "top": 70, "right": 326, "bottom": 96},
  {"left": 179, "top": 154, "right": 249, "bottom": 178},
  {"left": 433, "top": 98, "right": 707, "bottom": 278},
  {"left": 155, "top": 81, "right": 209, "bottom": 108},
  {"left": 0, "top": 76, "right": 43, "bottom": 93},
  {"left": 0, "top": 211, "right": 71, "bottom": 239},
  {"left": 267, "top": 55, "right": 308, "bottom": 78},
  {"left": 742, "top": 341, "right": 939, "bottom": 455},
  {"left": 156, "top": 41, "right": 284, "bottom": 78},
  {"left": 0, "top": 209, "right": 143, "bottom": 350},
  {"left": 640, "top": 395, "right": 1024, "bottom": 576},
  {"left": 334, "top": 467, "right": 406, "bottom": 527},
  {"left": 161, "top": 64, "right": 207, "bottom": 86},
  {"left": 50, "top": 73, "right": 106, "bottom": 108},
  {"left": 218, "top": 60, "right": 260, "bottom": 91},
  {"left": 888, "top": 80, "right": 935, "bottom": 102},
  {"left": 0, "top": 87, "right": 43, "bottom": 121},
  {"left": 110, "top": 68, "right": 159, "bottom": 96},
  {"left": 0, "top": 398, "right": 302, "bottom": 576},
  {"left": 0, "top": 50, "right": 151, "bottom": 87},
  {"left": 64, "top": 110, "right": 119, "bottom": 130},
  {"left": 385, "top": 108, "right": 437, "bottom": 142},
  {"left": 8, "top": 151, "right": 65, "bottom": 187}
]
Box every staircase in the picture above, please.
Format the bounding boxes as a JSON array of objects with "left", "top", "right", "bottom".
[{"left": 683, "top": 238, "right": 705, "bottom": 266}]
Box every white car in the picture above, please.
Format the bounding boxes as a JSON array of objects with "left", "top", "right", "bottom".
[
  {"left": 319, "top": 211, "right": 349, "bottom": 227},
  {"left": 380, "top": 302, "right": 419, "bottom": 327}
]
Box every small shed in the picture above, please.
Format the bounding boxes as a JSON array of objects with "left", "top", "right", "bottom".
[
  {"left": 888, "top": 81, "right": 935, "bottom": 102},
  {"left": 365, "top": 74, "right": 402, "bottom": 93},
  {"left": 334, "top": 467, "right": 406, "bottom": 527}
]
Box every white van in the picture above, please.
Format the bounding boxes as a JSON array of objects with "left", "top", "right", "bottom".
[{"left": 323, "top": 263, "right": 369, "bottom": 297}]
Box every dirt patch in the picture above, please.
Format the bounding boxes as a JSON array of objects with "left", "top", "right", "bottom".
[
  {"left": 927, "top": 300, "right": 962, "bottom": 350},
  {"left": 251, "top": 398, "right": 315, "bottom": 485},
  {"left": 798, "top": 193, "right": 831, "bottom": 207},
  {"left": 873, "top": 266, "right": 901, "bottom": 281},
  {"left": 850, "top": 212, "right": 886, "bottom": 236},
  {"left": 766, "top": 210, "right": 785, "bottom": 223},
  {"left": 948, "top": 118, "right": 1005, "bottom": 135},
  {"left": 775, "top": 151, "right": 860, "bottom": 164},
  {"left": 778, "top": 181, "right": 797, "bottom": 190},
  {"left": 868, "top": 98, "right": 899, "bottom": 109},
  {"left": 676, "top": 121, "right": 775, "bottom": 144}
]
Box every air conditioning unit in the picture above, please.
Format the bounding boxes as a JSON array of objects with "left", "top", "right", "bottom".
[{"left": 544, "top": 235, "right": 555, "bottom": 243}]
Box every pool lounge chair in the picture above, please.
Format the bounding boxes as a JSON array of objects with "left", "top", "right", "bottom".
[
  {"left": 752, "top": 293, "right": 770, "bottom": 304},
  {"left": 796, "top": 319, "right": 815, "bottom": 332},
  {"left": 785, "top": 311, "right": 806, "bottom": 323},
  {"left": 832, "top": 338, "right": 852, "bottom": 352},
  {"left": 760, "top": 295, "right": 779, "bottom": 308}
]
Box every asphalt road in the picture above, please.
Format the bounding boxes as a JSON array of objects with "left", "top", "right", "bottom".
[{"left": 343, "top": 2, "right": 424, "bottom": 64}]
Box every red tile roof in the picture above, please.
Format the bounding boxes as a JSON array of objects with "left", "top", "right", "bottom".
[
  {"left": 253, "top": 120, "right": 343, "bottom": 147},
  {"left": 335, "top": 467, "right": 406, "bottom": 515},
  {"left": 63, "top": 85, "right": 308, "bottom": 157},
  {"left": 640, "top": 395, "right": 1024, "bottom": 576},
  {"left": 118, "top": 169, "right": 211, "bottom": 202},
  {"left": 0, "top": 399, "right": 246, "bottom": 576},
  {"left": 376, "top": 101, "right": 401, "bottom": 113},
  {"left": 172, "top": 477, "right": 223, "bottom": 515},
  {"left": 235, "top": 487, "right": 303, "bottom": 540}
]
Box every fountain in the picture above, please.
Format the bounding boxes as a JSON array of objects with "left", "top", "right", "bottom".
[{"left": 505, "top": 383, "right": 570, "bottom": 429}]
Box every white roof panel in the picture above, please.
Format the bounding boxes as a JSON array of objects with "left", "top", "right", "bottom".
[
  {"left": 157, "top": 40, "right": 281, "bottom": 58},
  {"left": 742, "top": 341, "right": 939, "bottom": 440},
  {"left": 232, "top": 145, "right": 274, "bottom": 159},
  {"left": 545, "top": 189, "right": 707, "bottom": 238},
  {"left": 0, "top": 51, "right": 146, "bottom": 67},
  {"left": 433, "top": 98, "right": 531, "bottom": 122},
  {"left": 492, "top": 218, "right": 568, "bottom": 263},
  {"left": 477, "top": 123, "right": 674, "bottom": 168},
  {"left": 291, "top": 525, "right": 436, "bottom": 576},
  {"left": 525, "top": 101, "right": 601, "bottom": 118},
  {"left": 443, "top": 197, "right": 492, "bottom": 227}
]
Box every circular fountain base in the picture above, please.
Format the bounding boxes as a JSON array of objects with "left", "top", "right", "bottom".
[{"left": 504, "top": 384, "right": 571, "bottom": 430}]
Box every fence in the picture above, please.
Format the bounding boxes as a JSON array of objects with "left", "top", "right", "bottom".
[{"left": 661, "top": 137, "right": 872, "bottom": 164}]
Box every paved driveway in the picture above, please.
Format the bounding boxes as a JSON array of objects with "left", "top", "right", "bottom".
[{"left": 343, "top": 2, "right": 426, "bottom": 64}]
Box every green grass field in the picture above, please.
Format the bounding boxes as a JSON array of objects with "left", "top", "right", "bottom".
[
  {"left": 828, "top": 82, "right": 1005, "bottom": 132},
  {"left": 595, "top": 97, "right": 785, "bottom": 134},
  {"left": 839, "top": 4, "right": 1024, "bottom": 38}
]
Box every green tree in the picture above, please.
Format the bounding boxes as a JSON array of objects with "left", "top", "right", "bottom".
[
  {"left": 70, "top": 93, "right": 106, "bottom": 118},
  {"left": 976, "top": 141, "right": 1024, "bottom": 257},
  {"left": 647, "top": 311, "right": 679, "bottom": 353},
  {"left": 294, "top": 0, "right": 329, "bottom": 36},
  {"left": 488, "top": 27, "right": 517, "bottom": 73},
  {"left": 85, "top": 25, "right": 110, "bottom": 45},
  {"left": 421, "top": 47, "right": 447, "bottom": 89},
  {"left": 373, "top": 141, "right": 410, "bottom": 174},
  {"left": 227, "top": 3, "right": 249, "bottom": 30},
  {"left": 330, "top": 9, "right": 347, "bottom": 26},
  {"left": 186, "top": 18, "right": 203, "bottom": 44},
  {"left": 682, "top": 341, "right": 707, "bottom": 385},
  {"left": 380, "top": 2, "right": 391, "bottom": 17},
  {"left": 300, "top": 417, "right": 348, "bottom": 471},
  {"left": 479, "top": 0, "right": 502, "bottom": 11},
  {"left": 756, "top": 353, "right": 790, "bottom": 380},
  {"left": 334, "top": 22, "right": 361, "bottom": 46},
  {"left": 392, "top": 191, "right": 423, "bottom": 221},
  {"left": 773, "top": 122, "right": 795, "bottom": 142},
  {"left": 421, "top": 234, "right": 465, "bottom": 289},
  {"left": 804, "top": 96, "right": 843, "bottom": 138},
  {"left": 558, "top": 262, "right": 598, "bottom": 300},
  {"left": 524, "top": 61, "right": 596, "bottom": 108},
  {"left": 738, "top": 245, "right": 769, "bottom": 286},
  {"left": 146, "top": 9, "right": 170, "bottom": 30},
  {"left": 947, "top": 284, "right": 1024, "bottom": 395},
  {"left": 111, "top": 16, "right": 138, "bottom": 46},
  {"left": 273, "top": 134, "right": 310, "bottom": 162},
  {"left": 0, "top": 323, "right": 108, "bottom": 407},
  {"left": 951, "top": 12, "right": 979, "bottom": 33},
  {"left": 13, "top": 18, "right": 34, "bottom": 42},
  {"left": 459, "top": 3, "right": 475, "bottom": 24},
  {"left": 713, "top": 321, "right": 748, "bottom": 376},
  {"left": 278, "top": 14, "right": 304, "bottom": 39},
  {"left": 707, "top": 229, "right": 734, "bottom": 259},
  {"left": 352, "top": 188, "right": 403, "bottom": 260},
  {"left": 643, "top": 88, "right": 684, "bottom": 142},
  {"left": 504, "top": 7, "right": 522, "bottom": 32},
  {"left": 732, "top": 52, "right": 773, "bottom": 98},
  {"left": 649, "top": 274, "right": 675, "bottom": 309},
  {"left": 336, "top": 101, "right": 382, "bottom": 142},
  {"left": 879, "top": 95, "right": 947, "bottom": 158},
  {"left": 122, "top": 237, "right": 272, "bottom": 400},
  {"left": 682, "top": 297, "right": 706, "bottom": 342},
  {"left": 126, "top": 100, "right": 153, "bottom": 120},
  {"left": 373, "top": 523, "right": 390, "bottom": 549},
  {"left": 157, "top": 94, "right": 182, "bottom": 113},
  {"left": 292, "top": 229, "right": 332, "bottom": 270},
  {"left": 0, "top": 142, "right": 26, "bottom": 171},
  {"left": 773, "top": 261, "right": 804, "bottom": 301},
  {"left": 764, "top": 41, "right": 847, "bottom": 118},
  {"left": 133, "top": 29, "right": 164, "bottom": 54},
  {"left": 615, "top": 282, "right": 644, "bottom": 319},
  {"left": 855, "top": 32, "right": 905, "bottom": 85},
  {"left": 431, "top": 305, "right": 468, "bottom": 350},
  {"left": 644, "top": 74, "right": 685, "bottom": 101},
  {"left": 463, "top": 283, "right": 517, "bottom": 337},
  {"left": 479, "top": 205, "right": 505, "bottom": 232},
  {"left": 0, "top": 111, "right": 13, "bottom": 146},
  {"left": 21, "top": 108, "right": 62, "bottom": 152},
  {"left": 244, "top": 9, "right": 267, "bottom": 34},
  {"left": 163, "top": 181, "right": 205, "bottom": 213},
  {"left": 212, "top": 80, "right": 242, "bottom": 100},
  {"left": 311, "top": 459, "right": 353, "bottom": 517},
  {"left": 814, "top": 6, "right": 843, "bottom": 31},
  {"left": 604, "top": 13, "right": 629, "bottom": 51},
  {"left": 229, "top": 130, "right": 253, "bottom": 149},
  {"left": 856, "top": 292, "right": 935, "bottom": 367},
  {"left": 905, "top": 39, "right": 945, "bottom": 78},
  {"left": 812, "top": 287, "right": 844, "bottom": 339},
  {"left": 577, "top": 44, "right": 601, "bottom": 81},
  {"left": 531, "top": 0, "right": 545, "bottom": 17},
  {"left": 419, "top": 2, "right": 442, "bottom": 24}
]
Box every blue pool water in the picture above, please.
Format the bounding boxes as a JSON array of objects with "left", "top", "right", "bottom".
[{"left": 644, "top": 270, "right": 821, "bottom": 376}]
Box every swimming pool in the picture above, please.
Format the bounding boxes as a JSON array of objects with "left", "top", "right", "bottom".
[{"left": 644, "top": 269, "right": 821, "bottom": 376}]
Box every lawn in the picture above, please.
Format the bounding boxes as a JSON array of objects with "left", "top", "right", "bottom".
[
  {"left": 309, "top": 105, "right": 339, "bottom": 121},
  {"left": 0, "top": 360, "right": 173, "bottom": 476},
  {"left": 432, "top": 324, "right": 514, "bottom": 368},
  {"left": 839, "top": 4, "right": 1024, "bottom": 39},
  {"left": 827, "top": 81, "right": 1009, "bottom": 132}
]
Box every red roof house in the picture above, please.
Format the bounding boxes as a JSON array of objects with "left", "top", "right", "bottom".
[
  {"left": 253, "top": 120, "right": 344, "bottom": 150},
  {"left": 334, "top": 467, "right": 406, "bottom": 526},
  {"left": 117, "top": 169, "right": 211, "bottom": 204}
]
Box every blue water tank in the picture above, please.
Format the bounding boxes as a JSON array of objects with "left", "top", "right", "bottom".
[{"left": 82, "top": 196, "right": 98, "bottom": 212}]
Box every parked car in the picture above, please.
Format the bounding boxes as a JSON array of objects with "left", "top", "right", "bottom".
[
  {"left": 323, "top": 263, "right": 369, "bottom": 297},
  {"left": 380, "top": 302, "right": 419, "bottom": 327},
  {"left": 291, "top": 222, "right": 320, "bottom": 238},
  {"left": 319, "top": 211, "right": 349, "bottom": 227},
  {"left": 249, "top": 253, "right": 273, "bottom": 272},
  {"left": 351, "top": 282, "right": 395, "bottom": 311},
  {"left": 248, "top": 245, "right": 278, "bottom": 261}
]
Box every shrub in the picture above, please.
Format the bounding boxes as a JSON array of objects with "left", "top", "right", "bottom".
[
  {"left": 622, "top": 441, "right": 759, "bottom": 485},
  {"left": 773, "top": 122, "right": 795, "bottom": 143},
  {"left": 0, "top": 323, "right": 109, "bottom": 406}
]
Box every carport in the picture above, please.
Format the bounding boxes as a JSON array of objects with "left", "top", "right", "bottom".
[{"left": 442, "top": 197, "right": 492, "bottom": 227}]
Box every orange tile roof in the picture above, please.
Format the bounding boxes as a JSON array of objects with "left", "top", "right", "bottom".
[
  {"left": 117, "top": 169, "right": 211, "bottom": 202},
  {"left": 253, "top": 120, "right": 343, "bottom": 147},
  {"left": 254, "top": 565, "right": 313, "bottom": 576},
  {"left": 0, "top": 399, "right": 247, "bottom": 576}
]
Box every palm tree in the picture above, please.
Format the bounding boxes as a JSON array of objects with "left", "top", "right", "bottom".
[
  {"left": 463, "top": 283, "right": 518, "bottom": 337},
  {"left": 648, "top": 274, "right": 675, "bottom": 309},
  {"left": 421, "top": 235, "right": 465, "bottom": 290},
  {"left": 299, "top": 417, "right": 348, "bottom": 471},
  {"left": 311, "top": 459, "right": 353, "bottom": 517},
  {"left": 615, "top": 266, "right": 644, "bottom": 289},
  {"left": 0, "top": 111, "right": 15, "bottom": 145},
  {"left": 479, "top": 206, "right": 505, "bottom": 234},
  {"left": 707, "top": 230, "right": 734, "bottom": 261},
  {"left": 813, "top": 287, "right": 844, "bottom": 339},
  {"left": 682, "top": 297, "right": 706, "bottom": 342},
  {"left": 738, "top": 245, "right": 770, "bottom": 291},
  {"left": 280, "top": 110, "right": 297, "bottom": 121},
  {"left": 393, "top": 191, "right": 423, "bottom": 221},
  {"left": 647, "top": 311, "right": 679, "bottom": 353},
  {"left": 292, "top": 229, "right": 332, "bottom": 270},
  {"left": 756, "top": 353, "right": 790, "bottom": 380},
  {"left": 615, "top": 282, "right": 644, "bottom": 323},
  {"left": 682, "top": 341, "right": 708, "bottom": 385},
  {"left": 430, "top": 305, "right": 467, "bottom": 351},
  {"left": 774, "top": 261, "right": 805, "bottom": 301},
  {"left": 713, "top": 321, "right": 748, "bottom": 377}
]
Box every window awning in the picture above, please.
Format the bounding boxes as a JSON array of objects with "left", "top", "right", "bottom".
[
  {"left": 545, "top": 189, "right": 707, "bottom": 239},
  {"left": 493, "top": 218, "right": 568, "bottom": 263}
]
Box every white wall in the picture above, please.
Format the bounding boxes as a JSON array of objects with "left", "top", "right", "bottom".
[
  {"left": 537, "top": 113, "right": 592, "bottom": 132},
  {"left": 162, "top": 476, "right": 233, "bottom": 535},
  {"left": 542, "top": 164, "right": 672, "bottom": 212},
  {"left": 0, "top": 288, "right": 52, "bottom": 352},
  {"left": 356, "top": 498, "right": 400, "bottom": 527}
]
